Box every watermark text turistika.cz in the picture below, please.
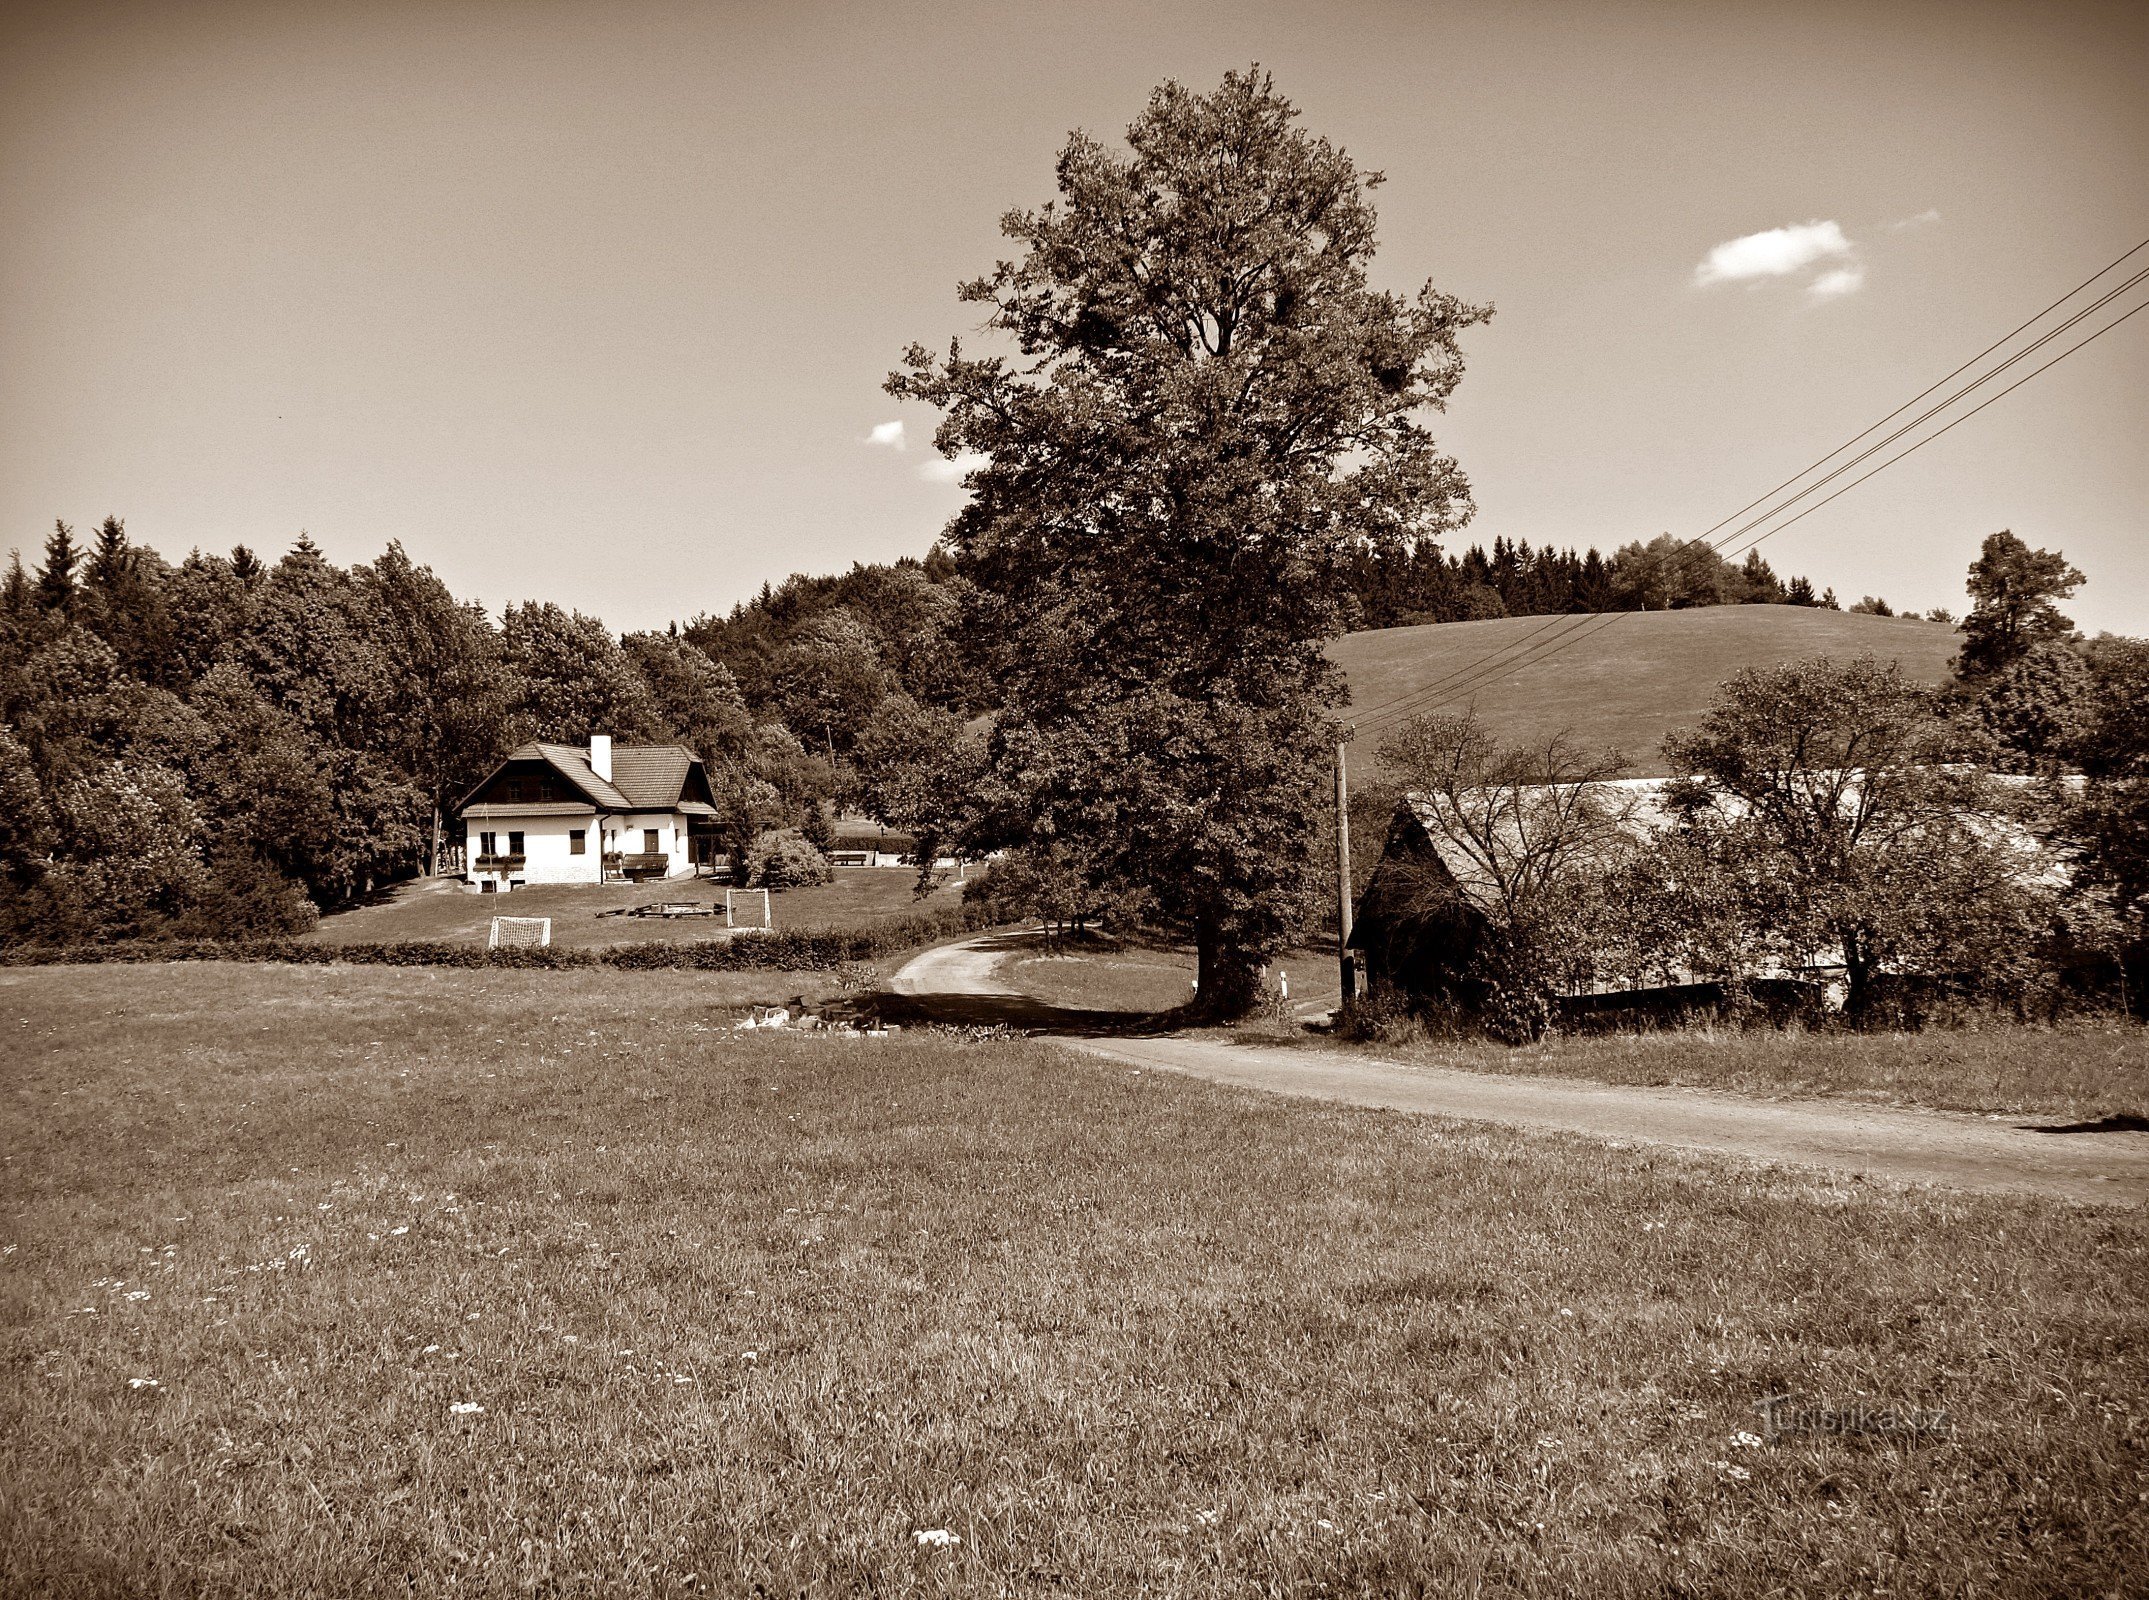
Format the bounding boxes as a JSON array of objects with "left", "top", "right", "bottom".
[{"left": 1754, "top": 1393, "right": 1953, "bottom": 1441}]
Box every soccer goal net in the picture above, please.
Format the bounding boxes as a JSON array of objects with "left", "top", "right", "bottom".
[
  {"left": 725, "top": 888, "right": 771, "bottom": 930},
  {"left": 488, "top": 916, "right": 552, "bottom": 950}
]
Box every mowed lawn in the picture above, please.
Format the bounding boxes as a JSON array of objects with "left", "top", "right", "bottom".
[
  {"left": 306, "top": 866, "right": 961, "bottom": 949},
  {"left": 3, "top": 967, "right": 2144, "bottom": 1597}
]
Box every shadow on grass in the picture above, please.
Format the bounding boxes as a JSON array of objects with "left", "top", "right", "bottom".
[
  {"left": 873, "top": 987, "right": 1194, "bottom": 1038},
  {"left": 2019, "top": 1112, "right": 2149, "bottom": 1135},
  {"left": 871, "top": 928, "right": 1198, "bottom": 1038}
]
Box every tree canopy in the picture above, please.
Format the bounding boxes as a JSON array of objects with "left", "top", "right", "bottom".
[
  {"left": 1957, "top": 529, "right": 2083, "bottom": 679},
  {"left": 889, "top": 68, "right": 1489, "bottom": 1013}
]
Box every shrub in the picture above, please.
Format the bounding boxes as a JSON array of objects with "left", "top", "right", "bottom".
[
  {"left": 1335, "top": 987, "right": 1425, "bottom": 1046},
  {"left": 0, "top": 898, "right": 1004, "bottom": 973},
  {"left": 748, "top": 829, "right": 833, "bottom": 888}
]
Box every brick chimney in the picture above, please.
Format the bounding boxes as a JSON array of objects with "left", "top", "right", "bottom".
[{"left": 589, "top": 733, "right": 613, "bottom": 783}]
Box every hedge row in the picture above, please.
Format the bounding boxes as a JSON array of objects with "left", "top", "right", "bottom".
[{"left": 0, "top": 900, "right": 996, "bottom": 972}]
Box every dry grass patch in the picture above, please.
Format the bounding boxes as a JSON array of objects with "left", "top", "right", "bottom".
[
  {"left": 2, "top": 964, "right": 2143, "bottom": 1596},
  {"left": 1314, "top": 1024, "right": 2148, "bottom": 1122}
]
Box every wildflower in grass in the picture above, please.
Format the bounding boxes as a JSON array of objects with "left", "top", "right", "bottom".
[
  {"left": 448, "top": 1401, "right": 484, "bottom": 1415},
  {"left": 1557, "top": 1308, "right": 1573, "bottom": 1318},
  {"left": 125, "top": 1290, "right": 149, "bottom": 1302},
  {"left": 912, "top": 1529, "right": 960, "bottom": 1549},
  {"left": 741, "top": 1350, "right": 758, "bottom": 1363},
  {"left": 390, "top": 1227, "right": 409, "bottom": 1236},
  {"left": 422, "top": 1345, "right": 441, "bottom": 1354},
  {"left": 1730, "top": 1430, "right": 1764, "bottom": 1449},
  {"left": 127, "top": 1377, "right": 159, "bottom": 1390}
]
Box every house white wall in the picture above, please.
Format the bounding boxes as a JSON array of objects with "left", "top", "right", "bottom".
[
  {"left": 599, "top": 813, "right": 692, "bottom": 877},
  {"left": 468, "top": 810, "right": 696, "bottom": 887},
  {"left": 468, "top": 814, "right": 602, "bottom": 886}
]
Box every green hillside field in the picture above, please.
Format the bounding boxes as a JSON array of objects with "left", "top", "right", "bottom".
[{"left": 1330, "top": 606, "right": 1961, "bottom": 779}]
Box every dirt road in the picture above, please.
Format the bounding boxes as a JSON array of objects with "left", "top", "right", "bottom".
[{"left": 889, "top": 934, "right": 2149, "bottom": 1206}]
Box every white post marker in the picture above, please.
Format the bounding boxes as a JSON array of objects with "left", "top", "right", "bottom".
[
  {"left": 488, "top": 916, "right": 552, "bottom": 950},
  {"left": 724, "top": 888, "right": 771, "bottom": 930}
]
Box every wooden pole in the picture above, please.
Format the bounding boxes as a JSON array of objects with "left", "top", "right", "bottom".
[{"left": 1335, "top": 739, "right": 1355, "bottom": 1002}]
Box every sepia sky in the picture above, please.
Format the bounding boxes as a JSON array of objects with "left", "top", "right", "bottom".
[{"left": 3, "top": 0, "right": 2144, "bottom": 635}]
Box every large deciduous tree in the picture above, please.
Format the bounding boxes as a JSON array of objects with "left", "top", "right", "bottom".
[
  {"left": 1956, "top": 530, "right": 2083, "bottom": 680},
  {"left": 500, "top": 602, "right": 662, "bottom": 747},
  {"left": 888, "top": 68, "right": 1488, "bottom": 1015},
  {"left": 1662, "top": 655, "right": 2067, "bottom": 1023}
]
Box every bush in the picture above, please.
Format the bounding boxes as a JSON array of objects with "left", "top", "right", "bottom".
[
  {"left": 1335, "top": 987, "right": 1426, "bottom": 1046},
  {"left": 748, "top": 829, "right": 833, "bottom": 889}
]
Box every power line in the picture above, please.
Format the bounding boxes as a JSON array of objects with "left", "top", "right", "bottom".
[
  {"left": 1356, "top": 290, "right": 2148, "bottom": 738},
  {"left": 1683, "top": 263, "right": 2149, "bottom": 570},
  {"left": 1349, "top": 263, "right": 2149, "bottom": 738},
  {"left": 1353, "top": 248, "right": 2149, "bottom": 734},
  {"left": 1711, "top": 292, "right": 2149, "bottom": 567}
]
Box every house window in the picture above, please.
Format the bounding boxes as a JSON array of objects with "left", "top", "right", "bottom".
[
  {"left": 570, "top": 829, "right": 586, "bottom": 855},
  {"left": 508, "top": 831, "right": 524, "bottom": 856},
  {"left": 643, "top": 828, "right": 660, "bottom": 855},
  {"left": 479, "top": 831, "right": 497, "bottom": 857}
]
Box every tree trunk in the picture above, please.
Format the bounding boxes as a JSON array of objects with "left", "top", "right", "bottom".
[
  {"left": 1192, "top": 913, "right": 1261, "bottom": 1022},
  {"left": 1841, "top": 932, "right": 1879, "bottom": 1028}
]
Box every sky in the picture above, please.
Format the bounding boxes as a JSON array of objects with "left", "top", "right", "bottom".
[{"left": 3, "top": 0, "right": 2144, "bottom": 636}]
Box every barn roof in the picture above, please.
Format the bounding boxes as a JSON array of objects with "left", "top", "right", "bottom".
[{"left": 1384, "top": 769, "right": 2065, "bottom": 920}]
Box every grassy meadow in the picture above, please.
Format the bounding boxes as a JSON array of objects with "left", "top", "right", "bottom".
[
  {"left": 1330, "top": 606, "right": 1959, "bottom": 781},
  {"left": 306, "top": 866, "right": 962, "bottom": 950},
  {"left": 3, "top": 962, "right": 2144, "bottom": 1596}
]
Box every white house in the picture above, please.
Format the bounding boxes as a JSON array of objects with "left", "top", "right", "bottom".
[{"left": 455, "top": 735, "right": 722, "bottom": 889}]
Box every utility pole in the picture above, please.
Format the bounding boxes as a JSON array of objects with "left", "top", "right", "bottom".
[{"left": 1335, "top": 736, "right": 1356, "bottom": 1004}]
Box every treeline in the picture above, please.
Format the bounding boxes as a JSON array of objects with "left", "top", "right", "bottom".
[
  {"left": 684, "top": 534, "right": 1892, "bottom": 668},
  {"left": 0, "top": 510, "right": 2077, "bottom": 962},
  {"left": 0, "top": 520, "right": 920, "bottom": 943},
  {"left": 1337, "top": 534, "right": 1911, "bottom": 630}
]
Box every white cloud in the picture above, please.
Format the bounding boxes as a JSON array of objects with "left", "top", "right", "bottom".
[
  {"left": 1808, "top": 264, "right": 1866, "bottom": 299},
  {"left": 1693, "top": 220, "right": 1854, "bottom": 286},
  {"left": 1892, "top": 208, "right": 1942, "bottom": 229},
  {"left": 864, "top": 420, "right": 906, "bottom": 449},
  {"left": 918, "top": 450, "right": 988, "bottom": 484}
]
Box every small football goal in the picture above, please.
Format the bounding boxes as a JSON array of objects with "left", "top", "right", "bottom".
[
  {"left": 488, "top": 916, "right": 552, "bottom": 950},
  {"left": 724, "top": 888, "right": 771, "bottom": 930}
]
